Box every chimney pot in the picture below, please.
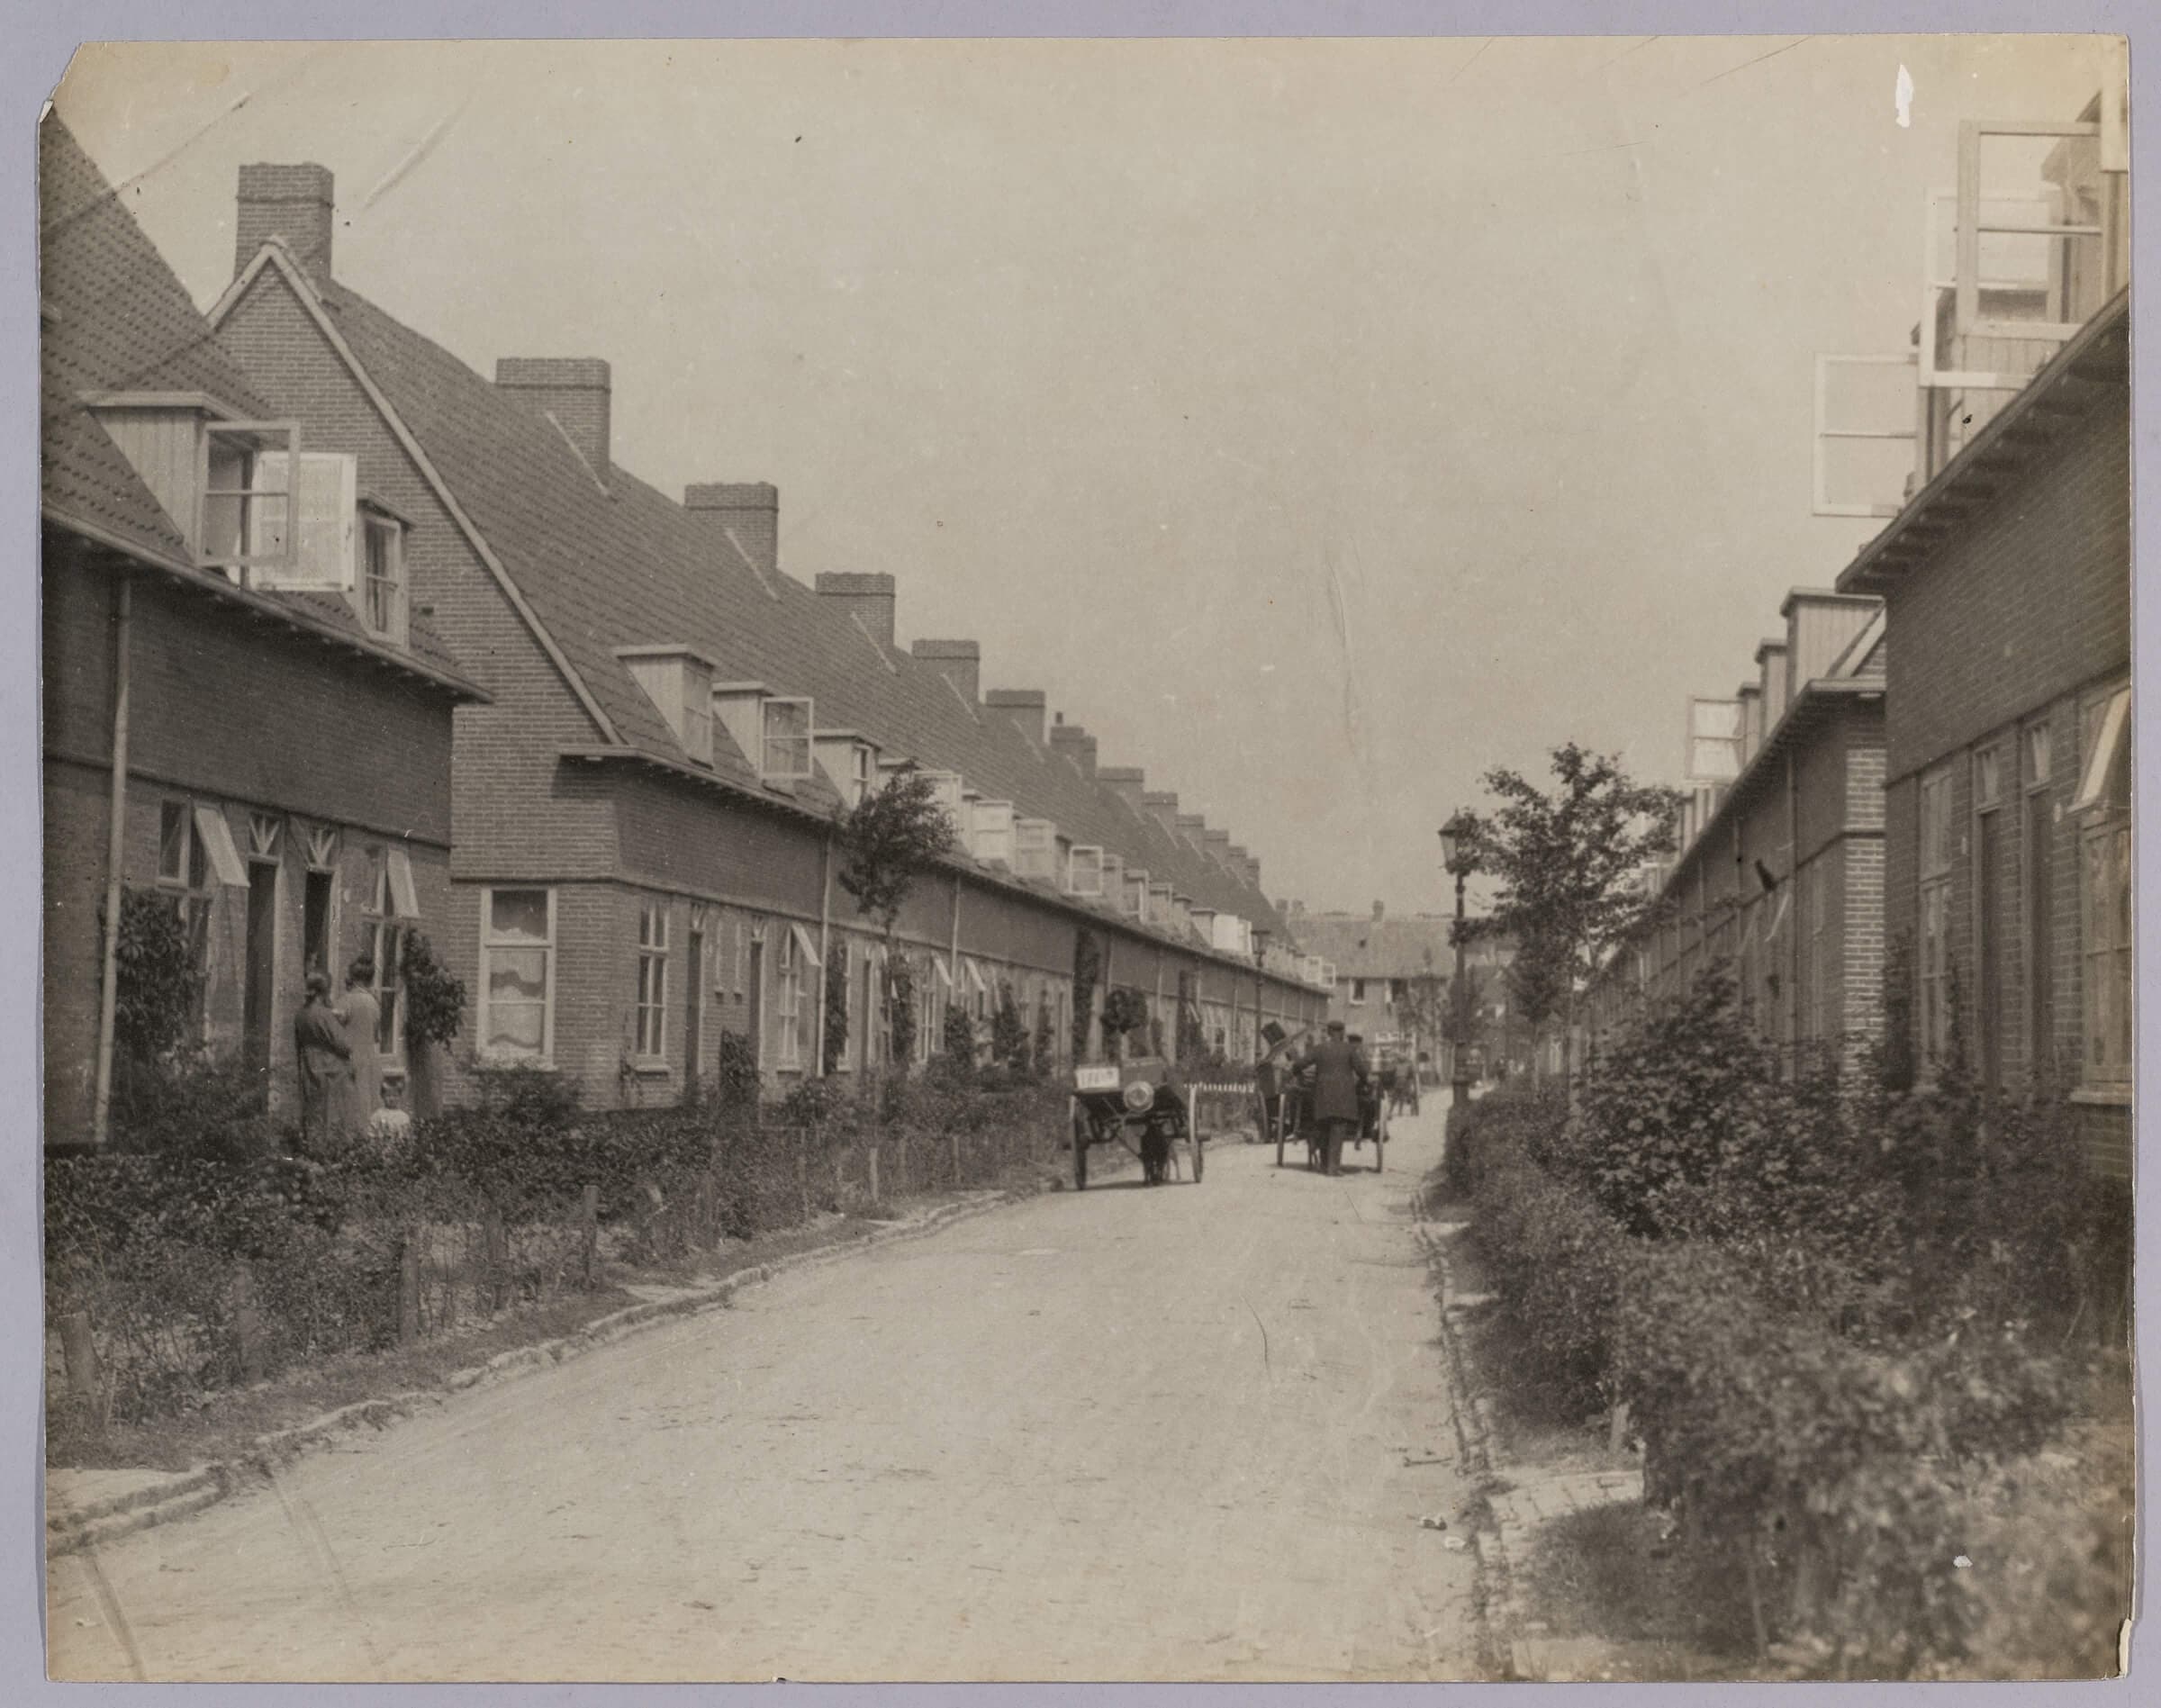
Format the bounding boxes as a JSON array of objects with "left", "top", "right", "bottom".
[
  {"left": 497, "top": 357, "right": 612, "bottom": 479},
  {"left": 236, "top": 162, "right": 335, "bottom": 283},
  {"left": 1097, "top": 765, "right": 1147, "bottom": 815},
  {"left": 816, "top": 571, "right": 896, "bottom": 651},
  {"left": 911, "top": 638, "right": 981, "bottom": 704}
]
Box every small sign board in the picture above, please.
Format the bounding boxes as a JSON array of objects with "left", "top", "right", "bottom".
[{"left": 1073, "top": 1065, "right": 1120, "bottom": 1093}]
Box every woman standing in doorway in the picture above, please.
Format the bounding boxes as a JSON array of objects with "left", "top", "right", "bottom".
[{"left": 335, "top": 956, "right": 384, "bottom": 1136}]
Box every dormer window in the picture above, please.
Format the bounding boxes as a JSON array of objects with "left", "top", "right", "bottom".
[
  {"left": 1100, "top": 851, "right": 1125, "bottom": 902},
  {"left": 762, "top": 698, "right": 814, "bottom": 781},
  {"left": 972, "top": 800, "right": 1015, "bottom": 866},
  {"left": 1070, "top": 845, "right": 1105, "bottom": 897},
  {"left": 202, "top": 420, "right": 300, "bottom": 577},
  {"left": 815, "top": 731, "right": 880, "bottom": 809},
  {"left": 1123, "top": 870, "right": 1148, "bottom": 917},
  {"left": 1148, "top": 881, "right": 1173, "bottom": 925},
  {"left": 711, "top": 683, "right": 815, "bottom": 783},
  {"left": 1015, "top": 818, "right": 1057, "bottom": 881},
  {"left": 620, "top": 646, "right": 718, "bottom": 766},
  {"left": 918, "top": 772, "right": 966, "bottom": 838}
]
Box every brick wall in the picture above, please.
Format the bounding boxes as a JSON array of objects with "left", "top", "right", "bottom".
[
  {"left": 1883, "top": 401, "right": 2129, "bottom": 788},
  {"left": 42, "top": 538, "right": 463, "bottom": 1145},
  {"left": 1877, "top": 392, "right": 2130, "bottom": 1172}
]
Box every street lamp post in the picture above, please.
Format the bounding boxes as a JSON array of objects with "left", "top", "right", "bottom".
[{"left": 1439, "top": 812, "right": 1478, "bottom": 1109}]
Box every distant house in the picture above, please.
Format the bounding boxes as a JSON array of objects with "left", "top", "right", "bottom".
[
  {"left": 40, "top": 121, "right": 484, "bottom": 1146},
  {"left": 1586, "top": 590, "right": 1887, "bottom": 1069},
  {"left": 1288, "top": 904, "right": 1520, "bottom": 1078},
  {"left": 206, "top": 159, "right": 1326, "bottom": 1105}
]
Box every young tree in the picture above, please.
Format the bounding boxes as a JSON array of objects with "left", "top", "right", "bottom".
[
  {"left": 836, "top": 764, "right": 956, "bottom": 1095},
  {"left": 1467, "top": 743, "right": 1681, "bottom": 1087}
]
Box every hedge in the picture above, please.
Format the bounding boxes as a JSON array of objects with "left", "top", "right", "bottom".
[{"left": 47, "top": 1078, "right": 1072, "bottom": 1431}]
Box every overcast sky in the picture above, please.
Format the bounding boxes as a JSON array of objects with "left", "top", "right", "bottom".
[{"left": 53, "top": 34, "right": 2116, "bottom": 915}]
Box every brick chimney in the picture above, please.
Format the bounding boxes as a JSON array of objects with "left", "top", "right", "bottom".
[
  {"left": 685, "top": 483, "right": 779, "bottom": 581},
  {"left": 1098, "top": 766, "right": 1146, "bottom": 815},
  {"left": 1371, "top": 899, "right": 1386, "bottom": 922},
  {"left": 1048, "top": 722, "right": 1098, "bottom": 779},
  {"left": 1144, "top": 791, "right": 1180, "bottom": 836},
  {"left": 1243, "top": 856, "right": 1263, "bottom": 893},
  {"left": 1204, "top": 828, "right": 1235, "bottom": 869},
  {"left": 498, "top": 358, "right": 611, "bottom": 479},
  {"left": 236, "top": 162, "right": 335, "bottom": 283},
  {"left": 984, "top": 688, "right": 1046, "bottom": 745},
  {"left": 815, "top": 572, "right": 895, "bottom": 650},
  {"left": 912, "top": 639, "right": 980, "bottom": 704},
  {"left": 1176, "top": 813, "right": 1207, "bottom": 850}
]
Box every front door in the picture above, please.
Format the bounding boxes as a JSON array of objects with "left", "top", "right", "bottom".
[
  {"left": 242, "top": 860, "right": 279, "bottom": 1103},
  {"left": 302, "top": 868, "right": 333, "bottom": 981}
]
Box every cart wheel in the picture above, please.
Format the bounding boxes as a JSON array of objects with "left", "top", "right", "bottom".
[
  {"left": 1189, "top": 1126, "right": 1204, "bottom": 1183},
  {"left": 1072, "top": 1117, "right": 1090, "bottom": 1190},
  {"left": 1375, "top": 1116, "right": 1386, "bottom": 1174},
  {"left": 1274, "top": 1107, "right": 1287, "bottom": 1168}
]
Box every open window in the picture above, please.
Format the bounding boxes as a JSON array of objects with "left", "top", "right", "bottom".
[
  {"left": 358, "top": 503, "right": 407, "bottom": 642},
  {"left": 201, "top": 421, "right": 302, "bottom": 581},
  {"left": 762, "top": 698, "right": 814, "bottom": 781},
  {"left": 1956, "top": 117, "right": 2110, "bottom": 342},
  {"left": 1811, "top": 356, "right": 1920, "bottom": 520},
  {"left": 1014, "top": 818, "right": 1057, "bottom": 880}
]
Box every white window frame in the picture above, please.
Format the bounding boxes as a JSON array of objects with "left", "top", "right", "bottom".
[
  {"left": 479, "top": 886, "right": 557, "bottom": 1067},
  {"left": 1811, "top": 354, "right": 1920, "bottom": 520},
  {"left": 776, "top": 924, "right": 804, "bottom": 1068},
  {"left": 972, "top": 800, "right": 1016, "bottom": 866},
  {"left": 635, "top": 899, "right": 671, "bottom": 1063},
  {"left": 199, "top": 420, "right": 301, "bottom": 580},
  {"left": 761, "top": 697, "right": 815, "bottom": 781},
  {"left": 359, "top": 508, "right": 405, "bottom": 639},
  {"left": 1956, "top": 117, "right": 2106, "bottom": 341},
  {"left": 1350, "top": 978, "right": 1367, "bottom": 1006},
  {"left": 1015, "top": 818, "right": 1057, "bottom": 881},
  {"left": 363, "top": 846, "right": 418, "bottom": 1069}
]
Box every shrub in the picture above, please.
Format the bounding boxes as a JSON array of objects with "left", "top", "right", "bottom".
[
  {"left": 400, "top": 932, "right": 466, "bottom": 1048},
  {"left": 1460, "top": 1088, "right": 1632, "bottom": 1413},
  {"left": 990, "top": 981, "right": 1028, "bottom": 1073},
  {"left": 887, "top": 959, "right": 917, "bottom": 1068},
  {"left": 108, "top": 1049, "right": 284, "bottom": 1165},
  {"left": 942, "top": 1007, "right": 977, "bottom": 1074},
  {"left": 1617, "top": 1244, "right": 2078, "bottom": 1675},
  {"left": 106, "top": 886, "right": 197, "bottom": 1062}
]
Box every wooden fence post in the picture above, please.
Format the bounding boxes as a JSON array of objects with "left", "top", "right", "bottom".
[
  {"left": 867, "top": 1143, "right": 881, "bottom": 1206},
  {"left": 398, "top": 1236, "right": 421, "bottom": 1345},
  {"left": 231, "top": 1268, "right": 267, "bottom": 1383},
  {"left": 58, "top": 1310, "right": 101, "bottom": 1405},
  {"left": 796, "top": 1128, "right": 811, "bottom": 1222},
  {"left": 951, "top": 1131, "right": 963, "bottom": 1184},
  {"left": 484, "top": 1206, "right": 508, "bottom": 1313},
  {"left": 580, "top": 1183, "right": 600, "bottom": 1288}
]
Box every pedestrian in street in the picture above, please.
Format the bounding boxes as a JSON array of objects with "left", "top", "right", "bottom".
[
  {"left": 1294, "top": 1020, "right": 1369, "bottom": 1176},
  {"left": 334, "top": 956, "right": 384, "bottom": 1137},
  {"left": 1254, "top": 1051, "right": 1283, "bottom": 1145},
  {"left": 293, "top": 970, "right": 350, "bottom": 1153}
]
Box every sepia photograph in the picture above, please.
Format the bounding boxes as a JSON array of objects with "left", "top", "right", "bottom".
[{"left": 33, "top": 26, "right": 2136, "bottom": 1685}]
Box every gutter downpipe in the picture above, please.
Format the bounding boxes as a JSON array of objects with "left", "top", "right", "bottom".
[{"left": 92, "top": 574, "right": 133, "bottom": 1149}]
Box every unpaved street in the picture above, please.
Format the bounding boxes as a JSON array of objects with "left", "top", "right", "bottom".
[{"left": 50, "top": 1109, "right": 1479, "bottom": 1682}]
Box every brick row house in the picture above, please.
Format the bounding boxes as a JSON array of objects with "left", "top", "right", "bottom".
[
  {"left": 200, "top": 159, "right": 1326, "bottom": 1111},
  {"left": 40, "top": 120, "right": 487, "bottom": 1149},
  {"left": 1585, "top": 89, "right": 2130, "bottom": 1215},
  {"left": 1586, "top": 590, "right": 1889, "bottom": 1067}
]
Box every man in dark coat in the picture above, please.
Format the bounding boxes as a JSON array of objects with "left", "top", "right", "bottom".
[
  {"left": 1254, "top": 1051, "right": 1283, "bottom": 1145},
  {"left": 1295, "top": 1020, "right": 1370, "bottom": 1176},
  {"left": 294, "top": 970, "right": 351, "bottom": 1153}
]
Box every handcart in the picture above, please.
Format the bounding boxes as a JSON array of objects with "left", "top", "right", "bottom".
[{"left": 1069, "top": 1056, "right": 1198, "bottom": 1189}]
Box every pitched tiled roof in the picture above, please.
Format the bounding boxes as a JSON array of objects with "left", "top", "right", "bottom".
[
  {"left": 283, "top": 260, "right": 1289, "bottom": 944},
  {"left": 1291, "top": 914, "right": 1459, "bottom": 978},
  {"left": 40, "top": 117, "right": 477, "bottom": 698}
]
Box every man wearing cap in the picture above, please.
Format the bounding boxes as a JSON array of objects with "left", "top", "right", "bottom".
[{"left": 1294, "top": 1020, "right": 1370, "bottom": 1177}]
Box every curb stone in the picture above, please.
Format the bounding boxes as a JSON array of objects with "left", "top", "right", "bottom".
[
  {"left": 47, "top": 1179, "right": 1047, "bottom": 1559},
  {"left": 1412, "top": 1198, "right": 1517, "bottom": 1684}
]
